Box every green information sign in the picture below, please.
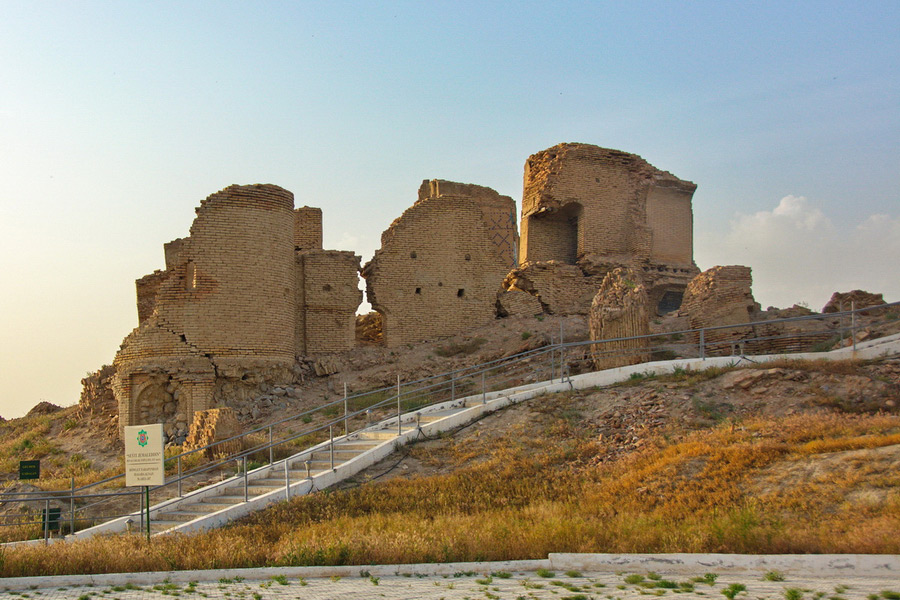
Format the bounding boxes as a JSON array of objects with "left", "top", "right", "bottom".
[
  {"left": 43, "top": 507, "right": 61, "bottom": 531},
  {"left": 19, "top": 460, "right": 40, "bottom": 480}
]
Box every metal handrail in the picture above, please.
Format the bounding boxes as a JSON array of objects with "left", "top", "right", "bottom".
[{"left": 2, "top": 300, "right": 896, "bottom": 541}]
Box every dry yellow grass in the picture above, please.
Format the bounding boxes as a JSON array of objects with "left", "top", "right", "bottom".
[{"left": 2, "top": 410, "right": 898, "bottom": 577}]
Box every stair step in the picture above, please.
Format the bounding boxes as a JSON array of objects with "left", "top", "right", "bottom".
[
  {"left": 156, "top": 510, "right": 206, "bottom": 523},
  {"left": 202, "top": 495, "right": 249, "bottom": 504},
  {"left": 332, "top": 441, "right": 383, "bottom": 451},
  {"left": 309, "top": 449, "right": 365, "bottom": 461},
  {"left": 149, "top": 520, "right": 181, "bottom": 533}
]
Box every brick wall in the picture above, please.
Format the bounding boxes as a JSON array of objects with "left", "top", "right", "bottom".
[
  {"left": 362, "top": 182, "right": 514, "bottom": 347},
  {"left": 517, "top": 143, "right": 699, "bottom": 316},
  {"left": 112, "top": 184, "right": 360, "bottom": 438},
  {"left": 299, "top": 250, "right": 361, "bottom": 353},
  {"left": 294, "top": 206, "right": 323, "bottom": 251}
]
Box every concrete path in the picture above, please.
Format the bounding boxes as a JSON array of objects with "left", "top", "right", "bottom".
[{"left": 2, "top": 555, "right": 898, "bottom": 600}]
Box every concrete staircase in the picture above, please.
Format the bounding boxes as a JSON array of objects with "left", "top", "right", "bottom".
[{"left": 71, "top": 399, "right": 494, "bottom": 539}]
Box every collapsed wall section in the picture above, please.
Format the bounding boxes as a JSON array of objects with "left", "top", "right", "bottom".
[
  {"left": 678, "top": 265, "right": 761, "bottom": 355},
  {"left": 590, "top": 268, "right": 651, "bottom": 370},
  {"left": 362, "top": 181, "right": 514, "bottom": 347}
]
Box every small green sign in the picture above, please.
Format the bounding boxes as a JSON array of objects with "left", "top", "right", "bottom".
[
  {"left": 43, "top": 507, "right": 61, "bottom": 531},
  {"left": 19, "top": 460, "right": 40, "bottom": 480}
]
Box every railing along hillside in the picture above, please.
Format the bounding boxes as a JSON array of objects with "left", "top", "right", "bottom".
[{"left": 1, "top": 301, "right": 897, "bottom": 544}]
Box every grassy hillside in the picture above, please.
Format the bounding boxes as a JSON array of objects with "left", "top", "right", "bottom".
[{"left": 1, "top": 358, "right": 898, "bottom": 577}]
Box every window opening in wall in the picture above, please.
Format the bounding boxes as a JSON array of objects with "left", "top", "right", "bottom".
[
  {"left": 657, "top": 291, "right": 683, "bottom": 315},
  {"left": 410, "top": 251, "right": 417, "bottom": 259},
  {"left": 465, "top": 253, "right": 471, "bottom": 261},
  {"left": 415, "top": 287, "right": 421, "bottom": 295},
  {"left": 438, "top": 282, "right": 443, "bottom": 287},
  {"left": 322, "top": 284, "right": 332, "bottom": 292},
  {"left": 457, "top": 289, "right": 465, "bottom": 297}
]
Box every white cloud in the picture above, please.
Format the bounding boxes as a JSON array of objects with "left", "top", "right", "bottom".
[{"left": 696, "top": 196, "right": 899, "bottom": 311}]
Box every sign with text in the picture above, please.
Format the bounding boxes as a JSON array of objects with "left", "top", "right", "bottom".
[
  {"left": 124, "top": 424, "right": 165, "bottom": 487},
  {"left": 19, "top": 460, "right": 40, "bottom": 480}
]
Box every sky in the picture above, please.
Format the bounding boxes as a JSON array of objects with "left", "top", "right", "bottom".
[{"left": 1, "top": 1, "right": 898, "bottom": 419}]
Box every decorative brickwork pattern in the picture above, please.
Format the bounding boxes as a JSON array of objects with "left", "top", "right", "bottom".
[
  {"left": 590, "top": 268, "right": 651, "bottom": 369},
  {"left": 362, "top": 181, "right": 515, "bottom": 347}
]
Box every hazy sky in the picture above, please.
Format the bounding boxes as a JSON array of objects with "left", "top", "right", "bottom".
[{"left": 1, "top": 1, "right": 898, "bottom": 419}]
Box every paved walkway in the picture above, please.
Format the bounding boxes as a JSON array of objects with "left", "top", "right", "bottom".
[{"left": 2, "top": 565, "right": 898, "bottom": 600}]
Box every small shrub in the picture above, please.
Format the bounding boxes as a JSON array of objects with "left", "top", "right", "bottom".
[
  {"left": 625, "top": 574, "right": 646, "bottom": 584},
  {"left": 368, "top": 575, "right": 379, "bottom": 586},
  {"left": 536, "top": 568, "right": 555, "bottom": 578},
  {"left": 521, "top": 331, "right": 532, "bottom": 340},
  {"left": 476, "top": 576, "right": 493, "bottom": 585},
  {"left": 270, "top": 575, "right": 288, "bottom": 585},
  {"left": 764, "top": 571, "right": 786, "bottom": 582},
  {"left": 722, "top": 583, "right": 746, "bottom": 600},
  {"left": 785, "top": 589, "right": 804, "bottom": 600},
  {"left": 882, "top": 592, "right": 900, "bottom": 600},
  {"left": 565, "top": 570, "right": 582, "bottom": 578},
  {"left": 493, "top": 571, "right": 512, "bottom": 578}
]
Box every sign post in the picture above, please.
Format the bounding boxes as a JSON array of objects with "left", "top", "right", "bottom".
[{"left": 124, "top": 424, "right": 165, "bottom": 541}]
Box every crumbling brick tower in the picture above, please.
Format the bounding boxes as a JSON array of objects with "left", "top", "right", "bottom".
[
  {"left": 113, "top": 184, "right": 360, "bottom": 441},
  {"left": 518, "top": 143, "right": 700, "bottom": 314},
  {"left": 362, "top": 180, "right": 517, "bottom": 347}
]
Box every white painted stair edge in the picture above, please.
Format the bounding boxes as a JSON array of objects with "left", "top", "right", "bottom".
[{"left": 67, "top": 332, "right": 900, "bottom": 540}]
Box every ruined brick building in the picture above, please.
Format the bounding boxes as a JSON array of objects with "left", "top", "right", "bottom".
[
  {"left": 113, "top": 184, "right": 360, "bottom": 440},
  {"left": 508, "top": 143, "right": 699, "bottom": 316},
  {"left": 110, "top": 143, "right": 703, "bottom": 438}
]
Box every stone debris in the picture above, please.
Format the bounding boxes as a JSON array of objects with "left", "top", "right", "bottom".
[
  {"left": 496, "top": 289, "right": 544, "bottom": 317},
  {"left": 25, "top": 401, "right": 63, "bottom": 417},
  {"left": 185, "top": 407, "right": 243, "bottom": 458},
  {"left": 822, "top": 289, "right": 886, "bottom": 314}
]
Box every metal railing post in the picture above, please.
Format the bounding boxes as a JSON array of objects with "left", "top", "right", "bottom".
[
  {"left": 284, "top": 459, "right": 290, "bottom": 500},
  {"left": 139, "top": 488, "right": 144, "bottom": 533},
  {"left": 268, "top": 426, "right": 274, "bottom": 465},
  {"left": 329, "top": 425, "right": 335, "bottom": 470},
  {"left": 699, "top": 329, "right": 706, "bottom": 360},
  {"left": 177, "top": 455, "right": 183, "bottom": 497},
  {"left": 343, "top": 383, "right": 349, "bottom": 438},
  {"left": 70, "top": 477, "right": 75, "bottom": 536},
  {"left": 242, "top": 456, "right": 249, "bottom": 502},
  {"left": 43, "top": 499, "right": 50, "bottom": 544},
  {"left": 549, "top": 340, "right": 554, "bottom": 383},
  {"left": 481, "top": 371, "right": 486, "bottom": 404},
  {"left": 851, "top": 301, "right": 857, "bottom": 351},
  {"left": 305, "top": 460, "right": 311, "bottom": 479},
  {"left": 397, "top": 375, "right": 402, "bottom": 436},
  {"left": 451, "top": 376, "right": 456, "bottom": 402}
]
